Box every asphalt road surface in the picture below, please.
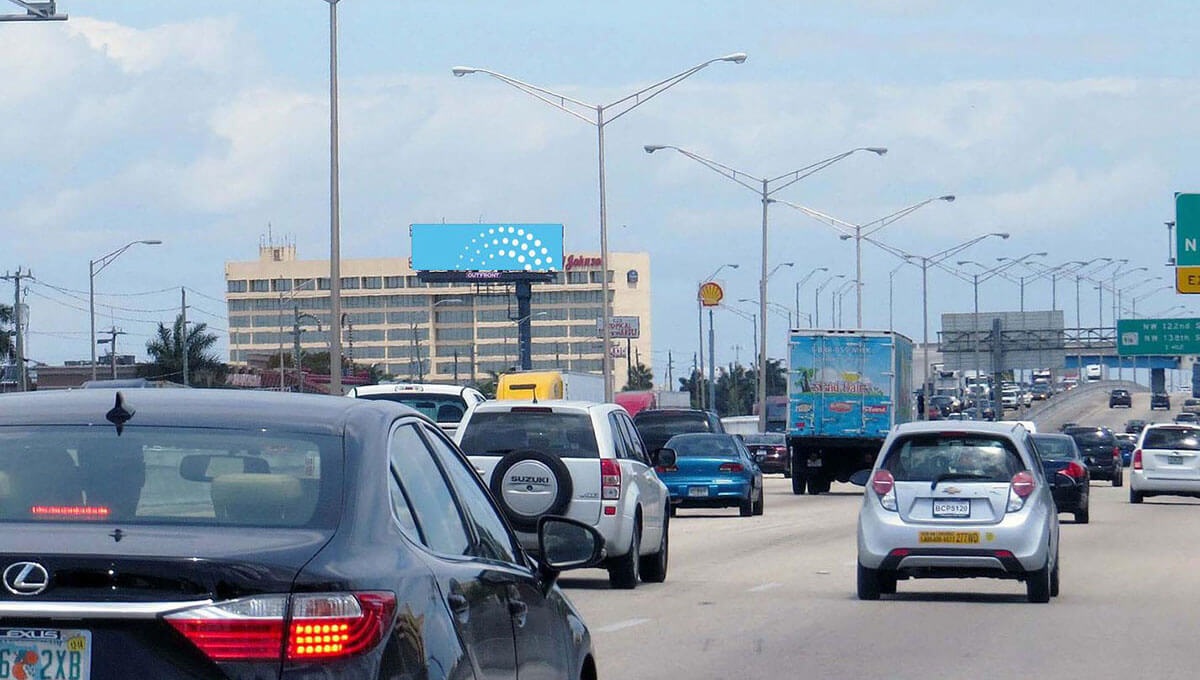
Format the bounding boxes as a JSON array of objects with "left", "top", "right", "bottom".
[{"left": 563, "top": 386, "right": 1200, "bottom": 679}]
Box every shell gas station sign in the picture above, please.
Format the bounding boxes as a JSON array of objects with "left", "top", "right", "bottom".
[{"left": 698, "top": 281, "right": 724, "bottom": 307}]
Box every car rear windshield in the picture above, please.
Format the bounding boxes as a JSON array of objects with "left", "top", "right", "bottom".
[
  {"left": 882, "top": 433, "right": 1024, "bottom": 482},
  {"left": 1144, "top": 428, "right": 1200, "bottom": 450},
  {"left": 741, "top": 434, "right": 785, "bottom": 447},
  {"left": 458, "top": 411, "right": 599, "bottom": 458},
  {"left": 356, "top": 392, "right": 467, "bottom": 423},
  {"left": 665, "top": 434, "right": 740, "bottom": 458},
  {"left": 634, "top": 413, "right": 714, "bottom": 450},
  {"left": 0, "top": 426, "right": 340, "bottom": 528},
  {"left": 1031, "top": 436, "right": 1078, "bottom": 461},
  {"left": 1067, "top": 430, "right": 1113, "bottom": 445}
]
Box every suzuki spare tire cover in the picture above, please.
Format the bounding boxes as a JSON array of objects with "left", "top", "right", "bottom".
[{"left": 488, "top": 449, "right": 574, "bottom": 532}]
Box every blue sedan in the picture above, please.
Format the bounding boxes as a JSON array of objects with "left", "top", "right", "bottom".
[{"left": 658, "top": 433, "right": 764, "bottom": 517}]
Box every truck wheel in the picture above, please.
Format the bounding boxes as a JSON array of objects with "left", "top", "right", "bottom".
[
  {"left": 807, "top": 475, "right": 823, "bottom": 495},
  {"left": 791, "top": 472, "right": 806, "bottom": 495}
]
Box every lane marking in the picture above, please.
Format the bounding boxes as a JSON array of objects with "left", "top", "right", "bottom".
[
  {"left": 594, "top": 617, "right": 651, "bottom": 633},
  {"left": 747, "top": 582, "right": 782, "bottom": 593}
]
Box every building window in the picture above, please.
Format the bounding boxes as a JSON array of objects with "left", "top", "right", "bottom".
[
  {"left": 340, "top": 277, "right": 360, "bottom": 289},
  {"left": 272, "top": 278, "right": 291, "bottom": 292},
  {"left": 227, "top": 280, "right": 248, "bottom": 293},
  {"left": 406, "top": 276, "right": 422, "bottom": 288},
  {"left": 436, "top": 310, "right": 473, "bottom": 324},
  {"left": 435, "top": 344, "right": 472, "bottom": 358},
  {"left": 363, "top": 276, "right": 383, "bottom": 289},
  {"left": 627, "top": 270, "right": 639, "bottom": 284},
  {"left": 317, "top": 278, "right": 331, "bottom": 290},
  {"left": 436, "top": 327, "right": 474, "bottom": 341},
  {"left": 388, "top": 328, "right": 429, "bottom": 343},
  {"left": 568, "top": 272, "right": 588, "bottom": 285},
  {"left": 589, "top": 271, "right": 614, "bottom": 284},
  {"left": 228, "top": 299, "right": 250, "bottom": 312},
  {"left": 385, "top": 276, "right": 405, "bottom": 288},
  {"left": 250, "top": 279, "right": 270, "bottom": 293},
  {"left": 387, "top": 311, "right": 429, "bottom": 325}
]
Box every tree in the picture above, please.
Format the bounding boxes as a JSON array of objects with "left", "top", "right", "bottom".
[
  {"left": 144, "top": 314, "right": 226, "bottom": 386},
  {"left": 0, "top": 303, "right": 12, "bottom": 361},
  {"left": 678, "top": 368, "right": 704, "bottom": 409},
  {"left": 623, "top": 362, "right": 654, "bottom": 391}
]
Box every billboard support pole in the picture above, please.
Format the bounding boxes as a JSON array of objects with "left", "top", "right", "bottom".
[{"left": 516, "top": 280, "right": 533, "bottom": 371}]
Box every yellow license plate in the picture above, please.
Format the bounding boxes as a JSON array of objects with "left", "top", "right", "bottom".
[{"left": 919, "top": 531, "right": 980, "bottom": 544}]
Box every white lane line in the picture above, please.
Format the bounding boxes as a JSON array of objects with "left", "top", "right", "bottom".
[
  {"left": 747, "top": 582, "right": 782, "bottom": 593},
  {"left": 594, "top": 618, "right": 651, "bottom": 633}
]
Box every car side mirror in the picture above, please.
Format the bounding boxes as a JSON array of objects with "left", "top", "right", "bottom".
[
  {"left": 536, "top": 516, "right": 605, "bottom": 593},
  {"left": 653, "top": 447, "right": 677, "bottom": 468},
  {"left": 848, "top": 469, "right": 872, "bottom": 486}
]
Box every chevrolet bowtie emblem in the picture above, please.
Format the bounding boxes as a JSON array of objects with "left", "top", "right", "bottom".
[{"left": 943, "top": 486, "right": 963, "bottom": 494}]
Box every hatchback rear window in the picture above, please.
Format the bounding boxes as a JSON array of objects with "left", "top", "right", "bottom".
[
  {"left": 634, "top": 413, "right": 714, "bottom": 450},
  {"left": 0, "top": 427, "right": 340, "bottom": 528},
  {"left": 1066, "top": 430, "right": 1112, "bottom": 446},
  {"left": 665, "top": 434, "right": 740, "bottom": 458},
  {"left": 1031, "top": 436, "right": 1078, "bottom": 461},
  {"left": 1143, "top": 428, "right": 1200, "bottom": 451},
  {"left": 882, "top": 433, "right": 1024, "bottom": 482},
  {"left": 458, "top": 411, "right": 599, "bottom": 458}
]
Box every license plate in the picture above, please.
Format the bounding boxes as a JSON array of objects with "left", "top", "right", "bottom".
[
  {"left": 687, "top": 486, "right": 709, "bottom": 497},
  {"left": 919, "top": 531, "right": 980, "bottom": 544},
  {"left": 932, "top": 500, "right": 970, "bottom": 518},
  {"left": 1168, "top": 455, "right": 1184, "bottom": 465},
  {"left": 0, "top": 629, "right": 91, "bottom": 680},
  {"left": 806, "top": 459, "right": 823, "bottom": 468}
]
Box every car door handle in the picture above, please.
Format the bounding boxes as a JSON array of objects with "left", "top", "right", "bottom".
[
  {"left": 447, "top": 592, "right": 470, "bottom": 624},
  {"left": 507, "top": 596, "right": 528, "bottom": 628}
]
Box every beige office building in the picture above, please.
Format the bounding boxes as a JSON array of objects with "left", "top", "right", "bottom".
[{"left": 224, "top": 243, "right": 651, "bottom": 387}]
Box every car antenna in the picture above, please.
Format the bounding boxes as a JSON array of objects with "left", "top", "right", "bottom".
[{"left": 105, "top": 391, "right": 136, "bottom": 436}]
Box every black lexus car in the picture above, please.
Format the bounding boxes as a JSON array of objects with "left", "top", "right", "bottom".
[
  {"left": 1062, "top": 425, "right": 1124, "bottom": 487},
  {"left": 0, "top": 389, "right": 604, "bottom": 679}
]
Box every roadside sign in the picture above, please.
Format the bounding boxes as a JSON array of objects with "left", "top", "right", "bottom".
[
  {"left": 596, "top": 315, "right": 640, "bottom": 339},
  {"left": 698, "top": 281, "right": 724, "bottom": 307},
  {"left": 1177, "top": 267, "right": 1200, "bottom": 294},
  {"left": 1176, "top": 195, "right": 1200, "bottom": 293},
  {"left": 1117, "top": 318, "right": 1200, "bottom": 355}
]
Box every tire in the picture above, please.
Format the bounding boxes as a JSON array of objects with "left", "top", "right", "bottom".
[
  {"left": 1130, "top": 488, "right": 1144, "bottom": 504},
  {"left": 669, "top": 505, "right": 678, "bottom": 518},
  {"left": 1026, "top": 559, "right": 1052, "bottom": 603},
  {"left": 752, "top": 487, "right": 765, "bottom": 516},
  {"left": 1050, "top": 554, "right": 1060, "bottom": 598},
  {"left": 857, "top": 562, "right": 881, "bottom": 600},
  {"left": 1113, "top": 469, "right": 1123, "bottom": 487},
  {"left": 639, "top": 511, "right": 668, "bottom": 583},
  {"left": 1075, "top": 508, "right": 1089, "bottom": 524},
  {"left": 488, "top": 449, "right": 574, "bottom": 533},
  {"left": 608, "top": 521, "right": 640, "bottom": 589},
  {"left": 879, "top": 572, "right": 897, "bottom": 595},
  {"left": 739, "top": 492, "right": 754, "bottom": 517},
  {"left": 791, "top": 472, "right": 806, "bottom": 495}
]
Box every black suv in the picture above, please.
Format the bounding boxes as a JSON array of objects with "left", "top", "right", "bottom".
[
  {"left": 632, "top": 408, "right": 725, "bottom": 453},
  {"left": 1063, "top": 425, "right": 1123, "bottom": 486},
  {"left": 1109, "top": 389, "right": 1132, "bottom": 408},
  {"left": 1151, "top": 392, "right": 1171, "bottom": 410}
]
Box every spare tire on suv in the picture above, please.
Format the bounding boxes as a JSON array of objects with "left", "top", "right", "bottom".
[{"left": 488, "top": 449, "right": 574, "bottom": 533}]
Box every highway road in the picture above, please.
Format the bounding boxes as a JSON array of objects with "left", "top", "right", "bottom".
[{"left": 564, "top": 385, "right": 1200, "bottom": 679}]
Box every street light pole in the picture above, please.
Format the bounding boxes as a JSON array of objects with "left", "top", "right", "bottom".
[
  {"left": 957, "top": 251, "right": 1046, "bottom": 395},
  {"left": 813, "top": 274, "right": 847, "bottom": 327},
  {"left": 89, "top": 239, "right": 162, "bottom": 381},
  {"left": 455, "top": 53, "right": 747, "bottom": 402},
  {"left": 795, "top": 266, "right": 828, "bottom": 327},
  {"left": 646, "top": 145, "right": 886, "bottom": 432},
  {"left": 325, "top": 0, "right": 344, "bottom": 395}
]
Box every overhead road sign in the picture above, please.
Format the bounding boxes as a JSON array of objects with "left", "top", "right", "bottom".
[
  {"left": 1117, "top": 318, "right": 1200, "bottom": 356},
  {"left": 1176, "top": 193, "right": 1200, "bottom": 293}
]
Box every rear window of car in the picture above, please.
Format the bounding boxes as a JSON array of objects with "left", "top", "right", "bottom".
[
  {"left": 665, "top": 434, "right": 740, "bottom": 458},
  {"left": 1031, "top": 436, "right": 1078, "bottom": 461},
  {"left": 741, "top": 434, "right": 785, "bottom": 446},
  {"left": 0, "top": 427, "right": 339, "bottom": 528},
  {"left": 881, "top": 433, "right": 1025, "bottom": 482},
  {"left": 458, "top": 411, "right": 599, "bottom": 458},
  {"left": 1066, "top": 429, "right": 1113, "bottom": 445},
  {"left": 1144, "top": 428, "right": 1200, "bottom": 450},
  {"left": 634, "top": 413, "right": 715, "bottom": 450},
  {"left": 355, "top": 392, "right": 467, "bottom": 423},
  {"left": 1112, "top": 390, "right": 1129, "bottom": 396}
]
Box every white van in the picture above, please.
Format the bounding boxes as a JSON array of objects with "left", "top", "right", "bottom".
[{"left": 347, "top": 383, "right": 485, "bottom": 436}]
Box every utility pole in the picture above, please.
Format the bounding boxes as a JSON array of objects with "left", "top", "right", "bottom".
[
  {"left": 181, "top": 288, "right": 189, "bottom": 387},
  {"left": 2, "top": 269, "right": 30, "bottom": 391},
  {"left": 99, "top": 327, "right": 126, "bottom": 379},
  {"left": 293, "top": 307, "right": 303, "bottom": 391}
]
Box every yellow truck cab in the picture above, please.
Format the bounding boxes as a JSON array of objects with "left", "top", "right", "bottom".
[{"left": 495, "top": 370, "right": 605, "bottom": 402}]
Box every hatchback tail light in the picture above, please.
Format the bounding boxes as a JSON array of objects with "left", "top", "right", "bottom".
[
  {"left": 1007, "top": 471, "right": 1036, "bottom": 512},
  {"left": 1058, "top": 462, "right": 1087, "bottom": 480},
  {"left": 870, "top": 470, "right": 897, "bottom": 511},
  {"left": 600, "top": 459, "right": 621, "bottom": 500},
  {"left": 1133, "top": 449, "right": 1143, "bottom": 470},
  {"left": 165, "top": 592, "right": 395, "bottom": 662},
  {"left": 718, "top": 462, "right": 744, "bottom": 473}
]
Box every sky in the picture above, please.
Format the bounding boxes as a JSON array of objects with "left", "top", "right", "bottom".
[{"left": 3, "top": 0, "right": 1199, "bottom": 384}]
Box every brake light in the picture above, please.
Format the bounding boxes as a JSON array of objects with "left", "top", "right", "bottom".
[
  {"left": 773, "top": 446, "right": 787, "bottom": 454},
  {"left": 718, "top": 462, "right": 744, "bottom": 473},
  {"left": 1058, "top": 462, "right": 1087, "bottom": 479},
  {"left": 1133, "top": 449, "right": 1143, "bottom": 470},
  {"left": 30, "top": 505, "right": 110, "bottom": 520},
  {"left": 165, "top": 592, "right": 395, "bottom": 662},
  {"left": 600, "top": 459, "right": 621, "bottom": 500},
  {"left": 1007, "top": 471, "right": 1036, "bottom": 512},
  {"left": 1112, "top": 446, "right": 1121, "bottom": 460},
  {"left": 870, "top": 470, "right": 897, "bottom": 511}
]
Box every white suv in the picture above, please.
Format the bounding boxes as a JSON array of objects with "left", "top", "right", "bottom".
[
  {"left": 347, "top": 382, "right": 485, "bottom": 436},
  {"left": 455, "top": 400, "right": 673, "bottom": 589},
  {"left": 1130, "top": 423, "right": 1200, "bottom": 503}
]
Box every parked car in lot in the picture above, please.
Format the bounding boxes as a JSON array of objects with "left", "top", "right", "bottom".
[
  {"left": 853, "top": 421, "right": 1061, "bottom": 602},
  {"left": 1130, "top": 423, "right": 1200, "bottom": 504},
  {"left": 1115, "top": 433, "right": 1138, "bottom": 466},
  {"left": 456, "top": 400, "right": 673, "bottom": 588},
  {"left": 632, "top": 408, "right": 725, "bottom": 453},
  {"left": 1151, "top": 392, "right": 1171, "bottom": 410},
  {"left": 1108, "top": 388, "right": 1132, "bottom": 408},
  {"left": 0, "top": 389, "right": 606, "bottom": 679},
  {"left": 657, "top": 433, "right": 763, "bottom": 517},
  {"left": 1062, "top": 426, "right": 1123, "bottom": 486},
  {"left": 741, "top": 432, "right": 790, "bottom": 476},
  {"left": 1031, "top": 433, "right": 1091, "bottom": 523}
]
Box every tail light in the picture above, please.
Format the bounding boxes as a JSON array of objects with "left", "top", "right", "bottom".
[
  {"left": 1058, "top": 462, "right": 1087, "bottom": 480},
  {"left": 719, "top": 462, "right": 745, "bottom": 473},
  {"left": 773, "top": 446, "right": 787, "bottom": 455},
  {"left": 870, "top": 470, "right": 897, "bottom": 511},
  {"left": 600, "top": 459, "right": 621, "bottom": 500},
  {"left": 1112, "top": 446, "right": 1121, "bottom": 461},
  {"left": 1133, "top": 449, "right": 1143, "bottom": 470},
  {"left": 1007, "top": 471, "right": 1036, "bottom": 512},
  {"left": 165, "top": 592, "right": 395, "bottom": 662}
]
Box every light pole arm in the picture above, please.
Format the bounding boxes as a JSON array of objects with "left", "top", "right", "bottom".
[
  {"left": 769, "top": 198, "right": 857, "bottom": 237},
  {"left": 763, "top": 147, "right": 887, "bottom": 195},
  {"left": 450, "top": 67, "right": 597, "bottom": 124},
  {"left": 601, "top": 53, "right": 746, "bottom": 124},
  {"left": 859, "top": 195, "right": 953, "bottom": 239}
]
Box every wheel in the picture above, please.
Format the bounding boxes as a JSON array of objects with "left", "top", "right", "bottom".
[
  {"left": 1050, "top": 555, "right": 1060, "bottom": 598},
  {"left": 488, "top": 449, "right": 574, "bottom": 533},
  {"left": 1113, "top": 469, "right": 1123, "bottom": 487},
  {"left": 879, "top": 572, "right": 897, "bottom": 595},
  {"left": 1075, "top": 508, "right": 1089, "bottom": 524},
  {"left": 669, "top": 505, "right": 678, "bottom": 518},
  {"left": 607, "top": 521, "right": 640, "bottom": 589},
  {"left": 1130, "top": 488, "right": 1144, "bottom": 504},
  {"left": 791, "top": 472, "right": 806, "bottom": 495},
  {"left": 783, "top": 468, "right": 791, "bottom": 479},
  {"left": 739, "top": 492, "right": 754, "bottom": 517},
  {"left": 857, "top": 562, "right": 881, "bottom": 600},
  {"left": 1026, "top": 559, "right": 1052, "bottom": 603},
  {"left": 639, "top": 511, "right": 669, "bottom": 583},
  {"left": 752, "top": 487, "right": 765, "bottom": 516},
  {"left": 806, "top": 475, "right": 823, "bottom": 495}
]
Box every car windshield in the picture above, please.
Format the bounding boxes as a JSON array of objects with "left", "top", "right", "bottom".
[
  {"left": 458, "top": 411, "right": 599, "bottom": 458},
  {"left": 1143, "top": 428, "right": 1200, "bottom": 451},
  {"left": 741, "top": 434, "right": 784, "bottom": 446},
  {"left": 882, "top": 433, "right": 1024, "bottom": 483},
  {"left": 355, "top": 392, "right": 467, "bottom": 423},
  {"left": 1032, "top": 436, "right": 1078, "bottom": 461},
  {"left": 665, "top": 434, "right": 740, "bottom": 458},
  {"left": 634, "top": 414, "right": 714, "bottom": 451},
  {"left": 0, "top": 426, "right": 339, "bottom": 528}
]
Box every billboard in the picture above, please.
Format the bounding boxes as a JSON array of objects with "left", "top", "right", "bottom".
[
  {"left": 410, "top": 223, "right": 564, "bottom": 272},
  {"left": 597, "top": 316, "right": 640, "bottom": 339}
]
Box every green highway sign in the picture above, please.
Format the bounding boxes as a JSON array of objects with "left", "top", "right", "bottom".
[
  {"left": 1177, "top": 193, "right": 1200, "bottom": 267},
  {"left": 1118, "top": 318, "right": 1200, "bottom": 356}
]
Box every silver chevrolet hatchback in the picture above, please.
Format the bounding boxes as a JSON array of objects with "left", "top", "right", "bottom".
[{"left": 854, "top": 421, "right": 1060, "bottom": 602}]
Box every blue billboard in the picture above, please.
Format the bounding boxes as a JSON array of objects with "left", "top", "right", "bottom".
[{"left": 410, "top": 223, "right": 564, "bottom": 272}]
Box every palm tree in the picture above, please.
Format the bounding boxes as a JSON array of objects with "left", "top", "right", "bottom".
[
  {"left": 144, "top": 314, "right": 226, "bottom": 386},
  {"left": 622, "top": 362, "right": 654, "bottom": 391},
  {"left": 0, "top": 303, "right": 12, "bottom": 360}
]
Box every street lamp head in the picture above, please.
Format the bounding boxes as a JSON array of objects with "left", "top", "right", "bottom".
[
  {"left": 939, "top": 195, "right": 956, "bottom": 202},
  {"left": 451, "top": 67, "right": 478, "bottom": 77},
  {"left": 719, "top": 52, "right": 748, "bottom": 63},
  {"left": 727, "top": 263, "right": 740, "bottom": 269},
  {"left": 782, "top": 261, "right": 795, "bottom": 268},
  {"left": 140, "top": 240, "right": 163, "bottom": 245},
  {"left": 865, "top": 147, "right": 888, "bottom": 156},
  {"left": 644, "top": 145, "right": 664, "bottom": 154},
  {"left": 839, "top": 234, "right": 852, "bottom": 241},
  {"left": 993, "top": 232, "right": 1010, "bottom": 239}
]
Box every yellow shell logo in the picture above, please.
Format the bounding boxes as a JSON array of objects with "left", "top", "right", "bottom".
[{"left": 698, "top": 281, "right": 724, "bottom": 307}]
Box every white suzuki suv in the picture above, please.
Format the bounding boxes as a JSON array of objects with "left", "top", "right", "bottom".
[{"left": 455, "top": 400, "right": 673, "bottom": 589}]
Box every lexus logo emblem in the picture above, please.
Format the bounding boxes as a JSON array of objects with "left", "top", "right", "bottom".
[{"left": 3, "top": 562, "right": 49, "bottom": 596}]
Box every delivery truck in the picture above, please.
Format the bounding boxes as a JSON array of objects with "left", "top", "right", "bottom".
[
  {"left": 614, "top": 389, "right": 692, "bottom": 416},
  {"left": 786, "top": 329, "right": 915, "bottom": 495},
  {"left": 495, "top": 369, "right": 606, "bottom": 402}
]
